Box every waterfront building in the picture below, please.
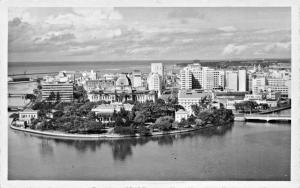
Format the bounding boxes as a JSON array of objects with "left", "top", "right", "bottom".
[
  {"left": 41, "top": 82, "right": 74, "bottom": 102},
  {"left": 244, "top": 94, "right": 264, "bottom": 101},
  {"left": 147, "top": 72, "right": 162, "bottom": 94},
  {"left": 19, "top": 108, "right": 39, "bottom": 124},
  {"left": 213, "top": 91, "right": 245, "bottom": 110},
  {"left": 265, "top": 100, "right": 278, "bottom": 108},
  {"left": 266, "top": 85, "right": 290, "bottom": 98},
  {"left": 178, "top": 90, "right": 212, "bottom": 115},
  {"left": 175, "top": 109, "right": 189, "bottom": 122},
  {"left": 266, "top": 91, "right": 281, "bottom": 100},
  {"left": 91, "top": 103, "right": 133, "bottom": 123}
]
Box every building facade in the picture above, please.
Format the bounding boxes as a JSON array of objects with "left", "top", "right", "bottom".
[
  {"left": 178, "top": 90, "right": 212, "bottom": 115},
  {"left": 19, "top": 108, "right": 39, "bottom": 124},
  {"left": 147, "top": 72, "right": 162, "bottom": 93},
  {"left": 41, "top": 82, "right": 74, "bottom": 102},
  {"left": 151, "top": 63, "right": 164, "bottom": 77}
]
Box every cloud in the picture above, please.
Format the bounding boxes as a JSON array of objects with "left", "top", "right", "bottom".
[
  {"left": 218, "top": 26, "right": 237, "bottom": 32},
  {"left": 34, "top": 32, "right": 76, "bottom": 44},
  {"left": 8, "top": 8, "right": 291, "bottom": 61},
  {"left": 222, "top": 44, "right": 248, "bottom": 55},
  {"left": 263, "top": 42, "right": 291, "bottom": 52}
]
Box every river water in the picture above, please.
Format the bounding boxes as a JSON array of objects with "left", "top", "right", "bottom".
[{"left": 8, "top": 119, "right": 290, "bottom": 180}]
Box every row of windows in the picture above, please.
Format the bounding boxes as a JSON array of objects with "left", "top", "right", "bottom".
[{"left": 20, "top": 114, "right": 37, "bottom": 118}]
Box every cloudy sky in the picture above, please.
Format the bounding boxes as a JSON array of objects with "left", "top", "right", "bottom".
[{"left": 8, "top": 7, "right": 290, "bottom": 62}]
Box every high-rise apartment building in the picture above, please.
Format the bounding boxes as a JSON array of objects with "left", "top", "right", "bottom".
[
  {"left": 225, "top": 71, "right": 238, "bottom": 91},
  {"left": 151, "top": 63, "right": 164, "bottom": 77},
  {"left": 179, "top": 64, "right": 224, "bottom": 91},
  {"left": 147, "top": 72, "right": 162, "bottom": 93},
  {"left": 238, "top": 69, "right": 247, "bottom": 92},
  {"left": 179, "top": 67, "right": 192, "bottom": 90},
  {"left": 202, "top": 67, "right": 215, "bottom": 90},
  {"left": 214, "top": 70, "right": 225, "bottom": 89}
]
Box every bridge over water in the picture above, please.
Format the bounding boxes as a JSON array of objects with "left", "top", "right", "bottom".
[{"left": 244, "top": 114, "right": 291, "bottom": 122}]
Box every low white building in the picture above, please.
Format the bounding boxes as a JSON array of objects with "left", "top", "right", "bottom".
[
  {"left": 178, "top": 90, "right": 212, "bottom": 115},
  {"left": 91, "top": 103, "right": 133, "bottom": 123},
  {"left": 244, "top": 94, "right": 263, "bottom": 101},
  {"left": 175, "top": 110, "right": 189, "bottom": 122},
  {"left": 19, "top": 108, "right": 39, "bottom": 124}
]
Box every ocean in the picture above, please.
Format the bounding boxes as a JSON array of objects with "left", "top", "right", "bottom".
[{"left": 8, "top": 60, "right": 189, "bottom": 75}]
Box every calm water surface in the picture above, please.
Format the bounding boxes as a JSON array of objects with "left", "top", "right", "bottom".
[{"left": 8, "top": 121, "right": 290, "bottom": 180}]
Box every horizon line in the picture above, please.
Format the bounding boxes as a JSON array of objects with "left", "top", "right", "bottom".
[{"left": 8, "top": 57, "right": 291, "bottom": 63}]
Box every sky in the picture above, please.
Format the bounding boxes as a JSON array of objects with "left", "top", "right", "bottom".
[{"left": 8, "top": 7, "right": 291, "bottom": 62}]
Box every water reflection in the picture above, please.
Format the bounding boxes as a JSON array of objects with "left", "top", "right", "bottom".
[
  {"left": 32, "top": 124, "right": 233, "bottom": 162},
  {"left": 39, "top": 139, "right": 53, "bottom": 156}
]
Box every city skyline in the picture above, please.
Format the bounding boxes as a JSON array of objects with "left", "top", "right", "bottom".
[{"left": 8, "top": 7, "right": 291, "bottom": 62}]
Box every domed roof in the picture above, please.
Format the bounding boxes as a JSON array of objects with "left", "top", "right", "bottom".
[{"left": 116, "top": 74, "right": 131, "bottom": 86}]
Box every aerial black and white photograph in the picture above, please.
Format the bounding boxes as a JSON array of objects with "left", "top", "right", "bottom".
[{"left": 1, "top": 4, "right": 297, "bottom": 186}]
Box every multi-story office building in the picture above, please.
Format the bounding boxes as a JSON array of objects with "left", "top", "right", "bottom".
[
  {"left": 132, "top": 70, "right": 143, "bottom": 88},
  {"left": 267, "top": 78, "right": 287, "bottom": 86},
  {"left": 238, "top": 69, "right": 247, "bottom": 92},
  {"left": 252, "top": 77, "right": 266, "bottom": 95},
  {"left": 179, "top": 67, "right": 192, "bottom": 90},
  {"left": 225, "top": 71, "right": 238, "bottom": 91},
  {"left": 266, "top": 85, "right": 290, "bottom": 98},
  {"left": 214, "top": 70, "right": 225, "bottom": 90},
  {"left": 41, "top": 82, "right": 74, "bottom": 102},
  {"left": 202, "top": 67, "right": 215, "bottom": 90},
  {"left": 179, "top": 64, "right": 225, "bottom": 91},
  {"left": 147, "top": 72, "right": 162, "bottom": 93}
]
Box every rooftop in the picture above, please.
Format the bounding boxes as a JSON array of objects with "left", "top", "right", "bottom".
[{"left": 178, "top": 90, "right": 211, "bottom": 99}]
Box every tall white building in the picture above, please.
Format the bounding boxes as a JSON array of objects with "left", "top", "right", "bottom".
[
  {"left": 252, "top": 77, "right": 266, "bottom": 94},
  {"left": 179, "top": 67, "right": 192, "bottom": 90},
  {"left": 147, "top": 72, "right": 162, "bottom": 94},
  {"left": 151, "top": 63, "right": 164, "bottom": 77},
  {"left": 202, "top": 67, "right": 215, "bottom": 90},
  {"left": 225, "top": 71, "right": 238, "bottom": 91},
  {"left": 238, "top": 69, "right": 247, "bottom": 92},
  {"left": 132, "top": 70, "right": 142, "bottom": 88},
  {"left": 214, "top": 70, "right": 225, "bottom": 89},
  {"left": 179, "top": 64, "right": 224, "bottom": 90}
]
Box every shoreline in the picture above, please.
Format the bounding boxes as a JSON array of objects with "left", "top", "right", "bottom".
[{"left": 10, "top": 124, "right": 217, "bottom": 140}]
